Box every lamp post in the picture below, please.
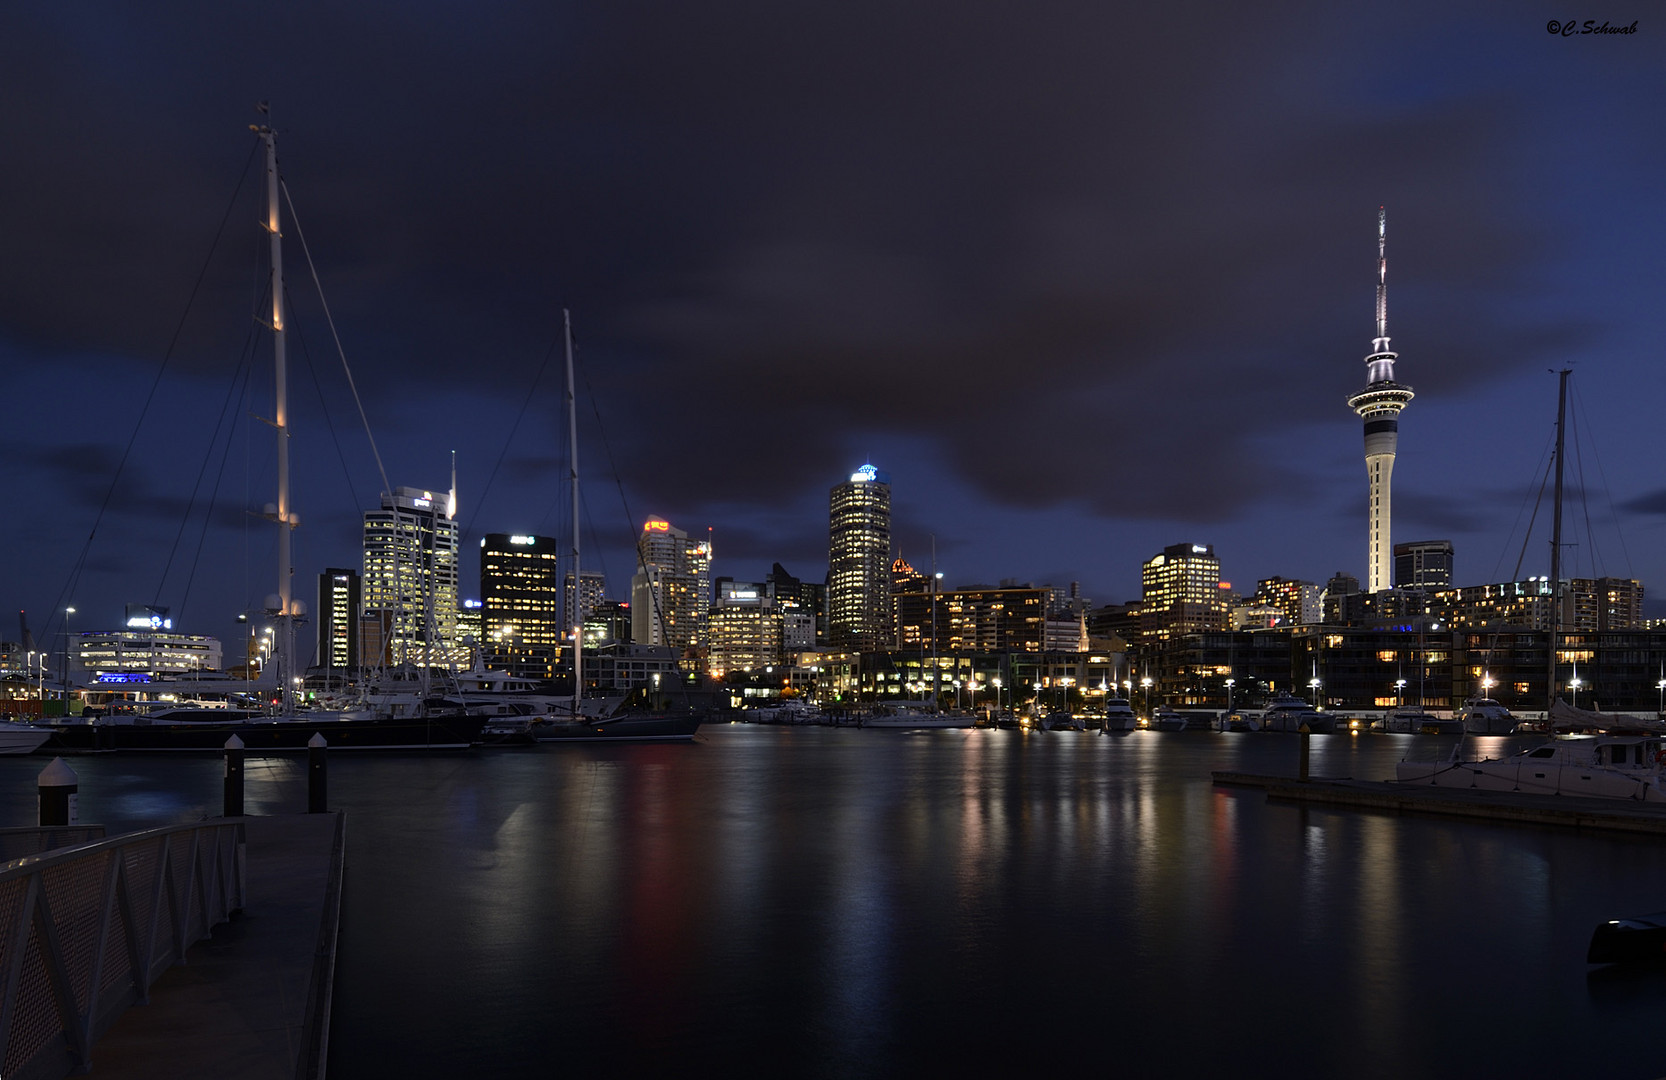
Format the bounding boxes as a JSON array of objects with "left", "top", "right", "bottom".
[
  {"left": 61, "top": 606, "right": 75, "bottom": 715},
  {"left": 1569, "top": 675, "right": 1581, "bottom": 709},
  {"left": 1225, "top": 677, "right": 1235, "bottom": 714},
  {"left": 1140, "top": 675, "right": 1153, "bottom": 718},
  {"left": 1394, "top": 679, "right": 1406, "bottom": 709},
  {"left": 1308, "top": 676, "right": 1321, "bottom": 708},
  {"left": 1657, "top": 677, "right": 1666, "bottom": 716},
  {"left": 992, "top": 676, "right": 1002, "bottom": 714}
]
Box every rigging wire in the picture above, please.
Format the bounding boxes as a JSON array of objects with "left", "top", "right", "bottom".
[
  {"left": 42, "top": 140, "right": 259, "bottom": 648},
  {"left": 1569, "top": 377, "right": 1634, "bottom": 580},
  {"left": 280, "top": 179, "right": 392, "bottom": 498},
  {"left": 177, "top": 358, "right": 256, "bottom": 624},
  {"left": 151, "top": 298, "right": 264, "bottom": 612},
  {"left": 287, "top": 283, "right": 364, "bottom": 514},
  {"left": 1497, "top": 429, "right": 1555, "bottom": 584},
  {"left": 461, "top": 332, "right": 560, "bottom": 549}
]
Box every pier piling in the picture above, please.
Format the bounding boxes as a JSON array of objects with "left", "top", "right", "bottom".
[
  {"left": 38, "top": 756, "right": 78, "bottom": 826},
  {"left": 308, "top": 733, "right": 328, "bottom": 813},
  {"left": 225, "top": 734, "right": 245, "bottom": 817}
]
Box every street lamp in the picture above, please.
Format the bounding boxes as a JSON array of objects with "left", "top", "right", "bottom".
[
  {"left": 1569, "top": 675, "right": 1582, "bottom": 709},
  {"left": 1141, "top": 675, "right": 1153, "bottom": 717},
  {"left": 992, "top": 676, "right": 1002, "bottom": 713},
  {"left": 62, "top": 606, "right": 76, "bottom": 714},
  {"left": 1308, "top": 676, "right": 1322, "bottom": 707},
  {"left": 1394, "top": 679, "right": 1407, "bottom": 708},
  {"left": 1657, "top": 677, "right": 1666, "bottom": 715},
  {"left": 1225, "top": 677, "right": 1235, "bottom": 714}
]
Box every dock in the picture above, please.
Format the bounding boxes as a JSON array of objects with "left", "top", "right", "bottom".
[
  {"left": 83, "top": 812, "right": 344, "bottom": 1079},
  {"left": 1213, "top": 772, "right": 1666, "bottom": 836}
]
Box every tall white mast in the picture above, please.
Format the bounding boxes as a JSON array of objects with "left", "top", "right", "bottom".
[
  {"left": 254, "top": 108, "right": 296, "bottom": 708},
  {"left": 566, "top": 309, "right": 581, "bottom": 719}
]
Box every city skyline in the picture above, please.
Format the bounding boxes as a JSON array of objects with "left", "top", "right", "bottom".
[{"left": 3, "top": 3, "right": 1663, "bottom": 644}]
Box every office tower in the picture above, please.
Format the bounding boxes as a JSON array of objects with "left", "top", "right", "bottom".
[
  {"left": 479, "top": 533, "right": 562, "bottom": 677},
  {"left": 1394, "top": 540, "right": 1454, "bottom": 590},
  {"left": 631, "top": 517, "right": 705, "bottom": 649},
  {"left": 317, "top": 568, "right": 361, "bottom": 673},
  {"left": 766, "top": 562, "right": 826, "bottom": 649},
  {"left": 1140, "top": 543, "right": 1227, "bottom": 641},
  {"left": 828, "top": 463, "right": 891, "bottom": 649},
  {"left": 1346, "top": 209, "right": 1415, "bottom": 593},
  {"left": 361, "top": 485, "right": 462, "bottom": 667}
]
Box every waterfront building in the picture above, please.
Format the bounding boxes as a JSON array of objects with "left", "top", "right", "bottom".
[
  {"left": 583, "top": 642, "right": 682, "bottom": 693},
  {"left": 1394, "top": 540, "right": 1454, "bottom": 589},
  {"left": 828, "top": 464, "right": 892, "bottom": 650},
  {"left": 74, "top": 630, "right": 223, "bottom": 679},
  {"left": 362, "top": 486, "right": 464, "bottom": 668},
  {"left": 630, "top": 518, "right": 706, "bottom": 650},
  {"left": 1426, "top": 577, "right": 1643, "bottom": 634},
  {"left": 1346, "top": 209, "right": 1415, "bottom": 593},
  {"left": 583, "top": 601, "right": 632, "bottom": 647},
  {"left": 316, "top": 568, "right": 360, "bottom": 673},
  {"left": 1140, "top": 543, "right": 1228, "bottom": 641},
  {"left": 455, "top": 599, "right": 483, "bottom": 652}
]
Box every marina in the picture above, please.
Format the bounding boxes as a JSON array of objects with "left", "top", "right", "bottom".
[{"left": 7, "top": 726, "right": 1666, "bottom": 1079}]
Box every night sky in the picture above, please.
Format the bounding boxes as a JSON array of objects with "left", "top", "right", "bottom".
[{"left": 3, "top": 2, "right": 1663, "bottom": 655}]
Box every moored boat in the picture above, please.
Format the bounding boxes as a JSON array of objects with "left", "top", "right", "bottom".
[
  {"left": 1395, "top": 733, "right": 1666, "bottom": 800},
  {"left": 1259, "top": 692, "right": 1335, "bottom": 733},
  {"left": 1458, "top": 697, "right": 1517, "bottom": 735},
  {"left": 865, "top": 702, "right": 974, "bottom": 729},
  {"left": 1100, "top": 697, "right": 1138, "bottom": 733},
  {"left": 1149, "top": 708, "right": 1187, "bottom": 732}
]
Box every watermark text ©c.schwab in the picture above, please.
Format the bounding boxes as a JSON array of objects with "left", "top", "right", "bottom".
[{"left": 1547, "top": 19, "right": 1638, "bottom": 35}]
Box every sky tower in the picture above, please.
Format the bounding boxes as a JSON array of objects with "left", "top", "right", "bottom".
[{"left": 1345, "top": 208, "right": 1414, "bottom": 593}]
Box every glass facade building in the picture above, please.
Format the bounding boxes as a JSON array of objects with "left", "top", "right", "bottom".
[{"left": 828, "top": 464, "right": 891, "bottom": 650}]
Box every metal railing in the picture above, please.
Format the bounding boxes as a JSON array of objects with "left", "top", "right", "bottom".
[
  {"left": 0, "top": 827, "right": 107, "bottom": 866},
  {"left": 0, "top": 819, "right": 246, "bottom": 1080}
]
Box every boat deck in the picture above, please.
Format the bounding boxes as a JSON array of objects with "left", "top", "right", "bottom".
[{"left": 1212, "top": 772, "right": 1666, "bottom": 835}]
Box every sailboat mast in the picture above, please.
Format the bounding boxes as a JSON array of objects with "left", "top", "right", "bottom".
[
  {"left": 566, "top": 309, "right": 581, "bottom": 720},
  {"left": 257, "top": 113, "right": 295, "bottom": 710},
  {"left": 1547, "top": 368, "right": 1570, "bottom": 711}
]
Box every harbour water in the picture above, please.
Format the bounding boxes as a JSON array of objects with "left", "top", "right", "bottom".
[{"left": 7, "top": 726, "right": 1666, "bottom": 1078}]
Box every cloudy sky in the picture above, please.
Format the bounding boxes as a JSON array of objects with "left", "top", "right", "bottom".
[{"left": 2, "top": 1, "right": 1663, "bottom": 655}]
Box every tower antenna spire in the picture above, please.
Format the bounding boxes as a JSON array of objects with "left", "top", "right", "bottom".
[{"left": 1375, "top": 207, "right": 1388, "bottom": 348}]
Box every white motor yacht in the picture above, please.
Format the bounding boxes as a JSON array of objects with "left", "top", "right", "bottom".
[
  {"left": 1458, "top": 697, "right": 1517, "bottom": 735},
  {"left": 1101, "top": 697, "right": 1138, "bottom": 733},
  {"left": 1259, "top": 692, "right": 1336, "bottom": 733},
  {"left": 1396, "top": 734, "right": 1666, "bottom": 801}
]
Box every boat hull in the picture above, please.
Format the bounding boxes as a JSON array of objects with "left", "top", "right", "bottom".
[
  {"left": 0, "top": 726, "right": 52, "bottom": 755},
  {"left": 533, "top": 711, "right": 704, "bottom": 743}
]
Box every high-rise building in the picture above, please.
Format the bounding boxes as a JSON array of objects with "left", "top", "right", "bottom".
[
  {"left": 630, "top": 517, "right": 706, "bottom": 650},
  {"left": 562, "top": 570, "right": 607, "bottom": 638},
  {"left": 829, "top": 463, "right": 891, "bottom": 649},
  {"left": 316, "top": 568, "right": 360, "bottom": 673},
  {"left": 1346, "top": 209, "right": 1415, "bottom": 593},
  {"left": 1394, "top": 540, "right": 1454, "bottom": 590},
  {"left": 362, "top": 486, "right": 463, "bottom": 667},
  {"left": 1140, "top": 543, "right": 1227, "bottom": 640},
  {"left": 766, "top": 563, "right": 826, "bottom": 648},
  {"left": 1254, "top": 577, "right": 1321, "bottom": 627},
  {"left": 480, "top": 533, "right": 562, "bottom": 677}
]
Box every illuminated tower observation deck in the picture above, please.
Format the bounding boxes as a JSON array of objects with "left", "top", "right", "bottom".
[{"left": 1345, "top": 208, "right": 1414, "bottom": 594}]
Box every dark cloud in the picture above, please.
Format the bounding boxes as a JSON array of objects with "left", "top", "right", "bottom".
[{"left": 2, "top": 0, "right": 1663, "bottom": 628}]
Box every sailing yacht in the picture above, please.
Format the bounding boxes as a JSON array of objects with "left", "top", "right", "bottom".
[{"left": 530, "top": 311, "right": 704, "bottom": 744}]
